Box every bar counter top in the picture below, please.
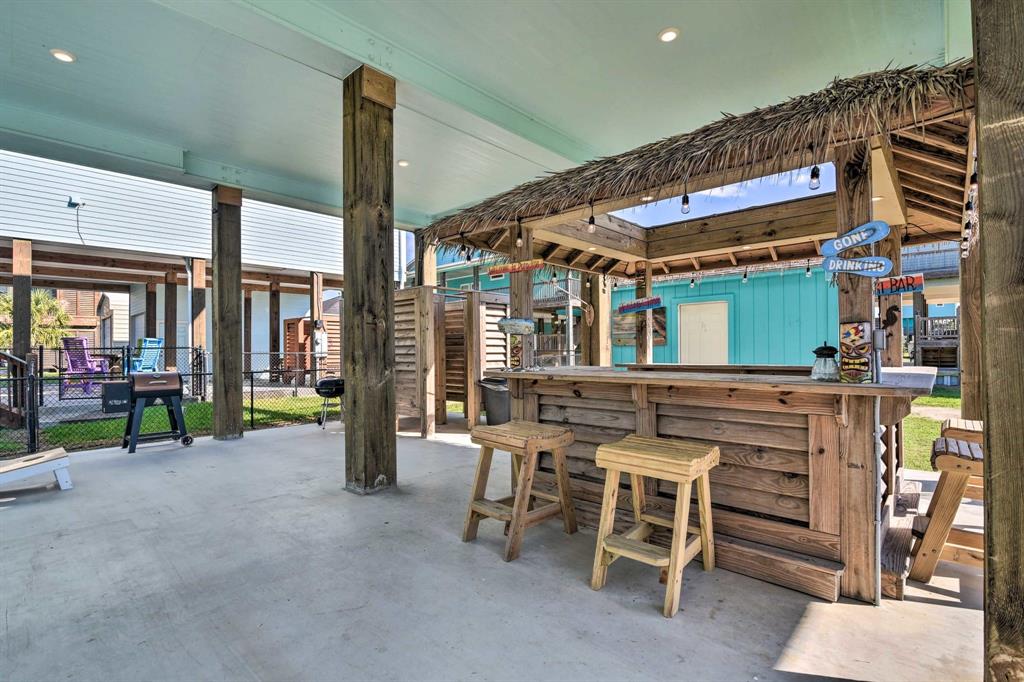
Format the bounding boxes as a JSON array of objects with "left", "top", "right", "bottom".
[{"left": 484, "top": 365, "right": 936, "bottom": 397}]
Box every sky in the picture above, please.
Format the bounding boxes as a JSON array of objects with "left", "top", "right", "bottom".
[{"left": 611, "top": 163, "right": 837, "bottom": 227}]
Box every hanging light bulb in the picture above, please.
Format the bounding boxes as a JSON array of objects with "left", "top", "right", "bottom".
[
  {"left": 689, "top": 276, "right": 696, "bottom": 289},
  {"left": 809, "top": 165, "right": 821, "bottom": 190},
  {"left": 742, "top": 268, "right": 749, "bottom": 284},
  {"left": 805, "top": 262, "right": 812, "bottom": 278},
  {"left": 965, "top": 199, "right": 974, "bottom": 213},
  {"left": 515, "top": 237, "right": 523, "bottom": 248},
  {"left": 585, "top": 279, "right": 591, "bottom": 288},
  {"left": 587, "top": 202, "right": 596, "bottom": 233},
  {"left": 970, "top": 170, "right": 978, "bottom": 191},
  {"left": 681, "top": 181, "right": 690, "bottom": 215}
]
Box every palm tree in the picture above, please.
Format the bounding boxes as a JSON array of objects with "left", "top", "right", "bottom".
[{"left": 0, "top": 290, "right": 72, "bottom": 348}]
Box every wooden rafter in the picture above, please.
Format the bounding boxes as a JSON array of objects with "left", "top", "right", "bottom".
[{"left": 891, "top": 139, "right": 967, "bottom": 174}]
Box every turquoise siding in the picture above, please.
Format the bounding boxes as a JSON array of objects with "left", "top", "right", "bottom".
[{"left": 611, "top": 270, "right": 839, "bottom": 366}]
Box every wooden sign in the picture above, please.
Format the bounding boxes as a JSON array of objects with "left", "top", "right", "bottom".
[
  {"left": 822, "top": 256, "right": 893, "bottom": 277},
  {"left": 820, "top": 220, "right": 890, "bottom": 256},
  {"left": 497, "top": 317, "right": 535, "bottom": 335},
  {"left": 839, "top": 321, "right": 874, "bottom": 383},
  {"left": 487, "top": 259, "right": 544, "bottom": 276},
  {"left": 618, "top": 296, "right": 663, "bottom": 315},
  {"left": 875, "top": 273, "right": 925, "bottom": 296}
]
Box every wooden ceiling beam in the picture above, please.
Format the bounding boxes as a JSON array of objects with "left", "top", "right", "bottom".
[
  {"left": 647, "top": 194, "right": 837, "bottom": 261},
  {"left": 0, "top": 276, "right": 131, "bottom": 293},
  {"left": 892, "top": 140, "right": 967, "bottom": 174},
  {"left": 894, "top": 127, "right": 969, "bottom": 155},
  {"left": 894, "top": 157, "right": 966, "bottom": 192},
  {"left": 727, "top": 252, "right": 738, "bottom": 265},
  {"left": 532, "top": 214, "right": 647, "bottom": 263},
  {"left": 899, "top": 177, "right": 966, "bottom": 204},
  {"left": 905, "top": 197, "right": 962, "bottom": 223}
]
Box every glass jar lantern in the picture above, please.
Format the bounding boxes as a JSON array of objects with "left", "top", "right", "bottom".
[{"left": 811, "top": 341, "right": 840, "bottom": 382}]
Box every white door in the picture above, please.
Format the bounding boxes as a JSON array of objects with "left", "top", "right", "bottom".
[{"left": 678, "top": 301, "right": 729, "bottom": 364}]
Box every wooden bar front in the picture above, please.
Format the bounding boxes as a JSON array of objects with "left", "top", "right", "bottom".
[{"left": 489, "top": 366, "right": 934, "bottom": 602}]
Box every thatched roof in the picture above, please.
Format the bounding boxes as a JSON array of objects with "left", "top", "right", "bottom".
[{"left": 424, "top": 60, "right": 973, "bottom": 243}]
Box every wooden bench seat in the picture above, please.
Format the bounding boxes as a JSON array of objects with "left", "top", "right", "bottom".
[
  {"left": 940, "top": 418, "right": 984, "bottom": 445},
  {"left": 909, "top": 437, "right": 984, "bottom": 583}
]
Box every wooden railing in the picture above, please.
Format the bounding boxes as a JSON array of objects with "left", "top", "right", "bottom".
[{"left": 916, "top": 316, "right": 959, "bottom": 340}]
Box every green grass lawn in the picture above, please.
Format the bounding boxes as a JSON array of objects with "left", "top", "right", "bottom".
[
  {"left": 902, "top": 386, "right": 962, "bottom": 470},
  {"left": 912, "top": 385, "right": 961, "bottom": 408},
  {"left": 901, "top": 415, "right": 943, "bottom": 471},
  {"left": 33, "top": 396, "right": 340, "bottom": 453}
]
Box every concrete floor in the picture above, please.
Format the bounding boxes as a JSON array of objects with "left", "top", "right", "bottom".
[{"left": 1, "top": 421, "right": 982, "bottom": 681}]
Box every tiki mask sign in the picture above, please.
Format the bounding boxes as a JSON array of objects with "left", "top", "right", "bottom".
[{"left": 839, "top": 321, "right": 874, "bottom": 384}]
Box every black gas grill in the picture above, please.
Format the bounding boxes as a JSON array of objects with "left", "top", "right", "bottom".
[
  {"left": 121, "top": 372, "right": 192, "bottom": 453},
  {"left": 314, "top": 377, "right": 344, "bottom": 429}
]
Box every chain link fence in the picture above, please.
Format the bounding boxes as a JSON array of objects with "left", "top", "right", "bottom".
[{"left": 0, "top": 347, "right": 342, "bottom": 458}]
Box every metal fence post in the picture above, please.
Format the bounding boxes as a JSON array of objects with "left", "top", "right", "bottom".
[
  {"left": 249, "top": 371, "right": 255, "bottom": 429},
  {"left": 26, "top": 356, "right": 38, "bottom": 453}
]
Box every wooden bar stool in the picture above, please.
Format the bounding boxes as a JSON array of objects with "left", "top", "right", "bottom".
[
  {"left": 940, "top": 418, "right": 983, "bottom": 444},
  {"left": 462, "top": 420, "right": 578, "bottom": 561},
  {"left": 590, "top": 435, "right": 719, "bottom": 618},
  {"left": 908, "top": 436, "right": 984, "bottom": 582}
]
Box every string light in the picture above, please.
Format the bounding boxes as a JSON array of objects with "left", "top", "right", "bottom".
[
  {"left": 681, "top": 181, "right": 690, "bottom": 215},
  {"left": 742, "top": 268, "right": 749, "bottom": 284},
  {"left": 805, "top": 262, "right": 812, "bottom": 278},
  {"left": 587, "top": 201, "right": 596, "bottom": 233},
  {"left": 809, "top": 165, "right": 821, "bottom": 190},
  {"left": 689, "top": 276, "right": 696, "bottom": 288},
  {"left": 970, "top": 170, "right": 978, "bottom": 191}
]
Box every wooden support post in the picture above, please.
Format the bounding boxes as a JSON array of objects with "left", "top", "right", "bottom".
[
  {"left": 472, "top": 265, "right": 480, "bottom": 291},
  {"left": 912, "top": 291, "right": 927, "bottom": 366},
  {"left": 834, "top": 142, "right": 878, "bottom": 604},
  {"left": 211, "top": 185, "right": 243, "bottom": 440},
  {"left": 164, "top": 272, "right": 177, "bottom": 369},
  {"left": 414, "top": 232, "right": 437, "bottom": 287},
  {"left": 877, "top": 230, "right": 903, "bottom": 369},
  {"left": 145, "top": 281, "right": 157, "bottom": 338},
  {"left": 268, "top": 278, "right": 281, "bottom": 382},
  {"left": 11, "top": 240, "right": 31, "bottom": 365},
  {"left": 415, "top": 286, "right": 436, "bottom": 438},
  {"left": 343, "top": 65, "right": 397, "bottom": 493},
  {"left": 308, "top": 271, "right": 324, "bottom": 385},
  {"left": 972, "top": 2, "right": 1024, "bottom": 676},
  {"left": 243, "top": 289, "right": 252, "bottom": 374},
  {"left": 635, "top": 262, "right": 654, "bottom": 364},
  {"left": 960, "top": 117, "right": 982, "bottom": 420},
  {"left": 191, "top": 258, "right": 206, "bottom": 351},
  {"left": 509, "top": 220, "right": 534, "bottom": 368},
  {"left": 464, "top": 290, "right": 487, "bottom": 426},
  {"left": 579, "top": 272, "right": 611, "bottom": 366},
  {"left": 433, "top": 292, "right": 447, "bottom": 426}
]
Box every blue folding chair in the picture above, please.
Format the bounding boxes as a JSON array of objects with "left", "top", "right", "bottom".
[{"left": 130, "top": 338, "right": 164, "bottom": 373}]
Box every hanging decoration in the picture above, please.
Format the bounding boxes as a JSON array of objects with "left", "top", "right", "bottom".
[
  {"left": 497, "top": 317, "right": 536, "bottom": 336},
  {"left": 618, "top": 296, "right": 662, "bottom": 315},
  {"left": 822, "top": 255, "right": 893, "bottom": 277},
  {"left": 487, "top": 258, "right": 544, "bottom": 276},
  {"left": 874, "top": 273, "right": 925, "bottom": 297},
  {"left": 839, "top": 321, "right": 874, "bottom": 383},
  {"left": 820, "top": 220, "right": 890, "bottom": 257}
]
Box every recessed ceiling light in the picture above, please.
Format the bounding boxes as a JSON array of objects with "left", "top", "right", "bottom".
[
  {"left": 658, "top": 27, "right": 679, "bottom": 43},
  {"left": 742, "top": 245, "right": 752, "bottom": 250},
  {"left": 871, "top": 196, "right": 883, "bottom": 202},
  {"left": 641, "top": 195, "right": 654, "bottom": 202},
  {"left": 587, "top": 246, "right": 597, "bottom": 251},
  {"left": 49, "top": 48, "right": 76, "bottom": 63},
  {"left": 397, "top": 159, "right": 410, "bottom": 167}
]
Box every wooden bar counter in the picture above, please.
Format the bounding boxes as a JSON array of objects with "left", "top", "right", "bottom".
[{"left": 485, "top": 365, "right": 935, "bottom": 602}]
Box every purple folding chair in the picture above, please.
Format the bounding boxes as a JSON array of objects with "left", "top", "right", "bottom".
[{"left": 61, "top": 337, "right": 109, "bottom": 396}]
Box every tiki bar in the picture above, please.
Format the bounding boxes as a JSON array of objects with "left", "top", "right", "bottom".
[{"left": 420, "top": 62, "right": 975, "bottom": 605}]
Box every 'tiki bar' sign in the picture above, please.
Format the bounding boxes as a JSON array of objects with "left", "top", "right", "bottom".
[
  {"left": 874, "top": 273, "right": 925, "bottom": 297},
  {"left": 820, "top": 220, "right": 893, "bottom": 277}
]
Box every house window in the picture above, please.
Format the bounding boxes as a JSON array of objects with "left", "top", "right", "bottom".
[
  {"left": 489, "top": 273, "right": 504, "bottom": 281},
  {"left": 460, "top": 283, "right": 473, "bottom": 291}
]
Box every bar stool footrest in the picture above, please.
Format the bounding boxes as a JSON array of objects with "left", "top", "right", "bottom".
[
  {"left": 471, "top": 497, "right": 515, "bottom": 522},
  {"left": 603, "top": 535, "right": 671, "bottom": 567}
]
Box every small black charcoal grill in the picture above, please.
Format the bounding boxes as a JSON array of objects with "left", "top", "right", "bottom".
[
  {"left": 314, "top": 377, "right": 345, "bottom": 429},
  {"left": 122, "top": 372, "right": 192, "bottom": 453}
]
